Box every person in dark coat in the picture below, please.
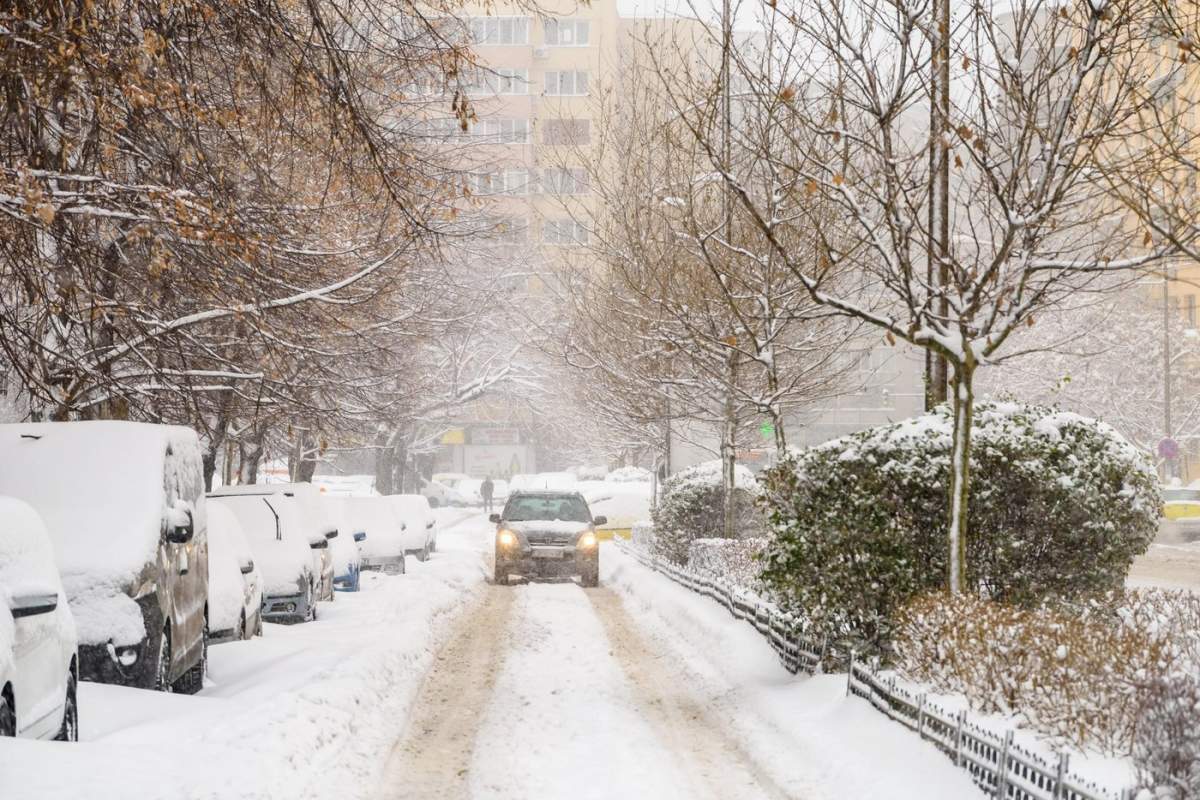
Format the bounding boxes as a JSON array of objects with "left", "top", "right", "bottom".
[{"left": 481, "top": 476, "right": 495, "bottom": 513}]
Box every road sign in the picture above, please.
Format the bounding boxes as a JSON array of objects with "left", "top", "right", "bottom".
[{"left": 759, "top": 422, "right": 775, "bottom": 441}]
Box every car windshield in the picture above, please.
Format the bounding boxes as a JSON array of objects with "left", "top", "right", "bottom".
[
  {"left": 1164, "top": 488, "right": 1200, "bottom": 503},
  {"left": 504, "top": 495, "right": 591, "bottom": 523}
]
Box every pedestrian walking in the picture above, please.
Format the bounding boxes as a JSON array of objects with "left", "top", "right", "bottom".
[{"left": 481, "top": 476, "right": 495, "bottom": 513}]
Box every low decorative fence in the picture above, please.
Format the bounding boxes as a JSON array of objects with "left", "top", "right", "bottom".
[{"left": 614, "top": 539, "right": 1131, "bottom": 800}]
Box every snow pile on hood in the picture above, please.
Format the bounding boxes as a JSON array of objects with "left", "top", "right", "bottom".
[
  {"left": 208, "top": 493, "right": 311, "bottom": 596},
  {"left": 206, "top": 503, "right": 249, "bottom": 633},
  {"left": 0, "top": 421, "right": 203, "bottom": 595},
  {"left": 344, "top": 496, "right": 406, "bottom": 560}
]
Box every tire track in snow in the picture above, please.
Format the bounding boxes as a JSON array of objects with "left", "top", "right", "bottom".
[
  {"left": 587, "top": 587, "right": 798, "bottom": 800},
  {"left": 376, "top": 584, "right": 516, "bottom": 800}
]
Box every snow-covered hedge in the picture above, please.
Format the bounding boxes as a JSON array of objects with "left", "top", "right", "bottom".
[
  {"left": 895, "top": 589, "right": 1200, "bottom": 760},
  {"left": 631, "top": 519, "right": 656, "bottom": 550},
  {"left": 686, "top": 537, "right": 767, "bottom": 590},
  {"left": 759, "top": 403, "right": 1159, "bottom": 652},
  {"left": 651, "top": 460, "right": 762, "bottom": 565}
]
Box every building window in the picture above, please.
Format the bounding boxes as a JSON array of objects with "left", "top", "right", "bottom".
[
  {"left": 415, "top": 117, "right": 460, "bottom": 139},
  {"left": 543, "top": 219, "right": 589, "bottom": 245},
  {"left": 467, "top": 67, "right": 529, "bottom": 95},
  {"left": 488, "top": 216, "right": 529, "bottom": 245},
  {"left": 544, "top": 70, "right": 589, "bottom": 96},
  {"left": 469, "top": 169, "right": 532, "bottom": 196},
  {"left": 544, "top": 18, "right": 590, "bottom": 46},
  {"left": 542, "top": 167, "right": 589, "bottom": 195},
  {"left": 470, "top": 17, "right": 531, "bottom": 45},
  {"left": 541, "top": 118, "right": 590, "bottom": 146},
  {"left": 468, "top": 118, "right": 530, "bottom": 144}
]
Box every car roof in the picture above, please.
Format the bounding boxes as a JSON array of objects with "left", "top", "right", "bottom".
[{"left": 506, "top": 490, "right": 585, "bottom": 499}]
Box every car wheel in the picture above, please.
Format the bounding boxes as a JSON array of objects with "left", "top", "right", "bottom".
[
  {"left": 0, "top": 687, "right": 14, "bottom": 737},
  {"left": 154, "top": 627, "right": 173, "bottom": 693},
  {"left": 176, "top": 616, "right": 208, "bottom": 695},
  {"left": 581, "top": 566, "right": 599, "bottom": 588},
  {"left": 494, "top": 563, "right": 508, "bottom": 586},
  {"left": 54, "top": 672, "right": 78, "bottom": 741}
]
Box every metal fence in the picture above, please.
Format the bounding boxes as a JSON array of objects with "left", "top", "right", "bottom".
[{"left": 614, "top": 540, "right": 1130, "bottom": 800}]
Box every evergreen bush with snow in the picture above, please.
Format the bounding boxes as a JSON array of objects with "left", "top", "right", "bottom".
[
  {"left": 651, "top": 459, "right": 762, "bottom": 565},
  {"left": 686, "top": 537, "right": 768, "bottom": 590},
  {"left": 759, "top": 403, "right": 1159, "bottom": 653}
]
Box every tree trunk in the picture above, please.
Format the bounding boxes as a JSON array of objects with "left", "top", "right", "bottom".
[
  {"left": 947, "top": 356, "right": 976, "bottom": 594},
  {"left": 374, "top": 429, "right": 395, "bottom": 496},
  {"left": 722, "top": 354, "right": 738, "bottom": 539},
  {"left": 240, "top": 429, "right": 266, "bottom": 485}
]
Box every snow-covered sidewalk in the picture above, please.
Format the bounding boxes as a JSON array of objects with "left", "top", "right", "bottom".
[
  {"left": 602, "top": 544, "right": 986, "bottom": 800},
  {"left": 1, "top": 510, "right": 489, "bottom": 800}
]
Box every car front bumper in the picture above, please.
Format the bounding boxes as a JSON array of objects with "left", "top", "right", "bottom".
[
  {"left": 361, "top": 556, "right": 405, "bottom": 574},
  {"left": 261, "top": 591, "right": 311, "bottom": 624},
  {"left": 496, "top": 545, "right": 598, "bottom": 577}
]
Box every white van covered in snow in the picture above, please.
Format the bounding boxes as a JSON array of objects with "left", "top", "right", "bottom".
[{"left": 0, "top": 422, "right": 209, "bottom": 693}]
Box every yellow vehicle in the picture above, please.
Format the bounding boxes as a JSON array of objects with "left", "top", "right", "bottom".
[{"left": 1161, "top": 487, "right": 1200, "bottom": 542}]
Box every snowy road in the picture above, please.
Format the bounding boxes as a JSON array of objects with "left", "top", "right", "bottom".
[{"left": 378, "top": 518, "right": 983, "bottom": 800}]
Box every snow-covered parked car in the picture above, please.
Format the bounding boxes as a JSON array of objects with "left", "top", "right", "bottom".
[
  {"left": 491, "top": 491, "right": 606, "bottom": 587},
  {"left": 387, "top": 494, "right": 438, "bottom": 562},
  {"left": 419, "top": 477, "right": 469, "bottom": 508},
  {"left": 342, "top": 496, "right": 407, "bottom": 574},
  {"left": 208, "top": 489, "right": 318, "bottom": 624},
  {"left": 320, "top": 496, "right": 366, "bottom": 592},
  {"left": 208, "top": 483, "right": 338, "bottom": 602},
  {"left": 206, "top": 503, "right": 263, "bottom": 642},
  {"left": 0, "top": 497, "right": 78, "bottom": 739},
  {"left": 0, "top": 422, "right": 208, "bottom": 693}
]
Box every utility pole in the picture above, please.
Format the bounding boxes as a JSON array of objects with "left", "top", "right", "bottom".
[
  {"left": 720, "top": 0, "right": 738, "bottom": 540},
  {"left": 925, "top": 0, "right": 951, "bottom": 410},
  {"left": 1164, "top": 267, "right": 1175, "bottom": 480}
]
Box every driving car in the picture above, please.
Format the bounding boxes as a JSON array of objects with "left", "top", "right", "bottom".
[
  {"left": 1161, "top": 486, "right": 1200, "bottom": 542},
  {"left": 208, "top": 483, "right": 338, "bottom": 602},
  {"left": 0, "top": 422, "right": 208, "bottom": 693},
  {"left": 207, "top": 491, "right": 318, "bottom": 623},
  {"left": 387, "top": 494, "right": 438, "bottom": 561},
  {"left": 206, "top": 502, "right": 264, "bottom": 642},
  {"left": 419, "top": 477, "right": 469, "bottom": 509},
  {"left": 0, "top": 497, "right": 78, "bottom": 740},
  {"left": 490, "top": 491, "right": 606, "bottom": 587},
  {"left": 342, "top": 495, "right": 407, "bottom": 574}
]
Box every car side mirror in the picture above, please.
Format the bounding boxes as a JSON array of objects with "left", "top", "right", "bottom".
[
  {"left": 167, "top": 508, "right": 194, "bottom": 544},
  {"left": 310, "top": 539, "right": 328, "bottom": 550},
  {"left": 489, "top": 513, "right": 501, "bottom": 524},
  {"left": 325, "top": 528, "right": 338, "bottom": 540},
  {"left": 240, "top": 560, "right": 255, "bottom": 575},
  {"left": 592, "top": 516, "right": 608, "bottom": 527},
  {"left": 353, "top": 531, "right": 367, "bottom": 542},
  {"left": 10, "top": 590, "right": 58, "bottom": 618}
]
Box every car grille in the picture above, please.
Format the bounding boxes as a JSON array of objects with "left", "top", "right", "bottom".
[{"left": 525, "top": 531, "right": 573, "bottom": 546}]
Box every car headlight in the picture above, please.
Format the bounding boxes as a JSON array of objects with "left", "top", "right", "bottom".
[
  {"left": 497, "top": 530, "right": 517, "bottom": 547},
  {"left": 578, "top": 531, "right": 597, "bottom": 548},
  {"left": 116, "top": 645, "right": 140, "bottom": 667}
]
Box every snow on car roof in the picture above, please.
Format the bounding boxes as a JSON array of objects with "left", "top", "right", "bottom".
[
  {"left": 208, "top": 493, "right": 311, "bottom": 596},
  {"left": 211, "top": 482, "right": 333, "bottom": 545},
  {"left": 0, "top": 421, "right": 202, "bottom": 592},
  {"left": 0, "top": 495, "right": 63, "bottom": 596}
]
